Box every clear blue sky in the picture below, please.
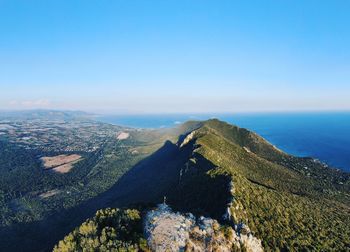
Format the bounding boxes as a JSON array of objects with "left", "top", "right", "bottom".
[{"left": 0, "top": 0, "right": 349, "bottom": 113}]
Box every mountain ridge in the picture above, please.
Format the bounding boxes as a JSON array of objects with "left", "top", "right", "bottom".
[{"left": 54, "top": 119, "right": 350, "bottom": 251}]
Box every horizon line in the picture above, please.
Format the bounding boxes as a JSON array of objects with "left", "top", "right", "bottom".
[{"left": 1, "top": 108, "right": 350, "bottom": 115}]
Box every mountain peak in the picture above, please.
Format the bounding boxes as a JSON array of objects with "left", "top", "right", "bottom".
[{"left": 53, "top": 116, "right": 350, "bottom": 250}]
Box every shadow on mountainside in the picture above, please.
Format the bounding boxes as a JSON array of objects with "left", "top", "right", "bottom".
[
  {"left": 0, "top": 137, "right": 231, "bottom": 252},
  {"left": 0, "top": 139, "right": 186, "bottom": 251}
]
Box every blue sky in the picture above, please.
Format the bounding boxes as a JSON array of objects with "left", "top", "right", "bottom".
[{"left": 0, "top": 0, "right": 349, "bottom": 113}]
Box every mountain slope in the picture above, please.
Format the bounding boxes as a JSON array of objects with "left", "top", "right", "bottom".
[
  {"left": 178, "top": 120, "right": 350, "bottom": 250},
  {"left": 0, "top": 116, "right": 203, "bottom": 252},
  {"left": 55, "top": 119, "right": 350, "bottom": 251}
]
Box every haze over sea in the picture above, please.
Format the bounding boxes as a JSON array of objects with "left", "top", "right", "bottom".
[{"left": 97, "top": 112, "right": 350, "bottom": 172}]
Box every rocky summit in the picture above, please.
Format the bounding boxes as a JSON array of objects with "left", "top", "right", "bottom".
[{"left": 144, "top": 203, "right": 263, "bottom": 252}]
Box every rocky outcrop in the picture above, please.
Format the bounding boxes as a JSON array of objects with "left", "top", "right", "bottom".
[
  {"left": 179, "top": 131, "right": 197, "bottom": 148},
  {"left": 144, "top": 204, "right": 263, "bottom": 252},
  {"left": 144, "top": 203, "right": 195, "bottom": 251}
]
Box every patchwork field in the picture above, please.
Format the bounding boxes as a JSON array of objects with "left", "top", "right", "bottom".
[
  {"left": 41, "top": 154, "right": 82, "bottom": 173},
  {"left": 117, "top": 131, "right": 130, "bottom": 140}
]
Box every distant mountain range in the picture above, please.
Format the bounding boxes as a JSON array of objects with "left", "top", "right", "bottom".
[{"left": 0, "top": 109, "right": 92, "bottom": 120}]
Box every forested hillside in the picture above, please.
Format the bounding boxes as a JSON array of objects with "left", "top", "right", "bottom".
[
  {"left": 53, "top": 119, "right": 350, "bottom": 251},
  {"left": 1, "top": 115, "right": 349, "bottom": 251},
  {"left": 188, "top": 120, "right": 350, "bottom": 250},
  {"left": 0, "top": 112, "right": 198, "bottom": 251}
]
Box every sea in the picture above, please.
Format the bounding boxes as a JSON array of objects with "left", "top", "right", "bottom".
[{"left": 96, "top": 112, "right": 350, "bottom": 172}]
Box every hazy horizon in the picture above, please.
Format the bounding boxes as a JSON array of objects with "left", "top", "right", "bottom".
[
  {"left": 1, "top": 108, "right": 350, "bottom": 116},
  {"left": 1, "top": 1, "right": 350, "bottom": 113}
]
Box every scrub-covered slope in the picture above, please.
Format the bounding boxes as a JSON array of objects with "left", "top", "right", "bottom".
[
  {"left": 176, "top": 119, "right": 350, "bottom": 250},
  {"left": 55, "top": 119, "right": 350, "bottom": 251}
]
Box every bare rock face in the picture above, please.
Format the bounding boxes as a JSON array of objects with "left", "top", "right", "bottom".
[
  {"left": 179, "top": 131, "right": 197, "bottom": 148},
  {"left": 144, "top": 203, "right": 195, "bottom": 251},
  {"left": 144, "top": 204, "right": 263, "bottom": 252}
]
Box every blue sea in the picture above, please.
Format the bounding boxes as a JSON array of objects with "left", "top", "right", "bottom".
[{"left": 96, "top": 112, "right": 350, "bottom": 172}]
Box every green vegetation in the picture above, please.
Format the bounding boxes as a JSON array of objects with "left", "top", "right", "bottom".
[
  {"left": 53, "top": 208, "right": 149, "bottom": 252},
  {"left": 0, "top": 113, "right": 183, "bottom": 251},
  {"left": 0, "top": 137, "right": 145, "bottom": 226},
  {"left": 1, "top": 115, "right": 349, "bottom": 251},
  {"left": 185, "top": 119, "right": 350, "bottom": 251},
  {"left": 56, "top": 119, "right": 349, "bottom": 251}
]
